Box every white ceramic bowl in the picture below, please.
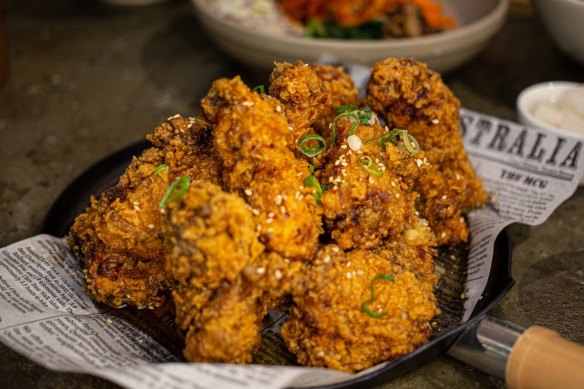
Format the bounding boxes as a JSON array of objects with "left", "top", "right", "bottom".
[
  {"left": 191, "top": 0, "right": 509, "bottom": 74},
  {"left": 517, "top": 81, "right": 584, "bottom": 184},
  {"left": 532, "top": 0, "right": 584, "bottom": 66}
]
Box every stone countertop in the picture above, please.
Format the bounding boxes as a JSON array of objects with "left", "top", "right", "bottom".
[{"left": 0, "top": 1, "right": 583, "bottom": 388}]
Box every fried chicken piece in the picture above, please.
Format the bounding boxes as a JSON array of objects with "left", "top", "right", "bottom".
[
  {"left": 201, "top": 76, "right": 323, "bottom": 261},
  {"left": 319, "top": 116, "right": 425, "bottom": 250},
  {"left": 68, "top": 115, "right": 221, "bottom": 309},
  {"left": 282, "top": 246, "right": 439, "bottom": 373},
  {"left": 310, "top": 64, "right": 361, "bottom": 138},
  {"left": 268, "top": 60, "right": 329, "bottom": 144},
  {"left": 366, "top": 58, "right": 488, "bottom": 245},
  {"left": 162, "top": 181, "right": 270, "bottom": 363}
]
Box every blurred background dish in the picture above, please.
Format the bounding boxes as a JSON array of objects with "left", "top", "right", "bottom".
[
  {"left": 190, "top": 0, "right": 509, "bottom": 74},
  {"left": 517, "top": 81, "right": 584, "bottom": 184},
  {"left": 532, "top": 0, "right": 584, "bottom": 66}
]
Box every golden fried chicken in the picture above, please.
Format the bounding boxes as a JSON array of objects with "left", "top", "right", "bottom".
[
  {"left": 268, "top": 60, "right": 330, "bottom": 144},
  {"left": 282, "top": 245, "right": 439, "bottom": 373},
  {"left": 310, "top": 64, "right": 361, "bottom": 138},
  {"left": 319, "top": 115, "right": 425, "bottom": 250},
  {"left": 162, "top": 181, "right": 270, "bottom": 363},
  {"left": 68, "top": 115, "right": 221, "bottom": 309},
  {"left": 366, "top": 57, "right": 488, "bottom": 245},
  {"left": 201, "top": 76, "right": 323, "bottom": 261}
]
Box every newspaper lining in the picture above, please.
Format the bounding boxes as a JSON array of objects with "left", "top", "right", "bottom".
[{"left": 0, "top": 109, "right": 582, "bottom": 388}]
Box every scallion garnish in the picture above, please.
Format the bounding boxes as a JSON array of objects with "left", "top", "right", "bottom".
[
  {"left": 299, "top": 134, "right": 327, "bottom": 157},
  {"left": 308, "top": 164, "right": 315, "bottom": 173},
  {"left": 364, "top": 129, "right": 421, "bottom": 156},
  {"left": 361, "top": 273, "right": 395, "bottom": 318},
  {"left": 330, "top": 106, "right": 374, "bottom": 145},
  {"left": 160, "top": 176, "right": 190, "bottom": 208},
  {"left": 251, "top": 85, "right": 265, "bottom": 94},
  {"left": 358, "top": 156, "right": 384, "bottom": 177},
  {"left": 402, "top": 130, "right": 421, "bottom": 156},
  {"left": 304, "top": 175, "right": 323, "bottom": 204},
  {"left": 152, "top": 164, "right": 169, "bottom": 176}
]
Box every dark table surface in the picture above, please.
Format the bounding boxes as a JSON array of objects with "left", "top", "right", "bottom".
[{"left": 0, "top": 1, "right": 583, "bottom": 388}]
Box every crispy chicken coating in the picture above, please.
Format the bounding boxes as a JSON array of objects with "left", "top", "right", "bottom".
[
  {"left": 162, "top": 181, "right": 269, "bottom": 363},
  {"left": 310, "top": 64, "right": 361, "bottom": 138},
  {"left": 366, "top": 58, "right": 488, "bottom": 245},
  {"left": 320, "top": 116, "right": 425, "bottom": 250},
  {"left": 201, "top": 76, "right": 323, "bottom": 261},
  {"left": 268, "top": 60, "right": 330, "bottom": 144},
  {"left": 282, "top": 246, "right": 439, "bottom": 373},
  {"left": 68, "top": 115, "right": 221, "bottom": 308}
]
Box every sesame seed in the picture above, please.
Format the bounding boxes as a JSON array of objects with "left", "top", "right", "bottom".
[
  {"left": 268, "top": 212, "right": 275, "bottom": 218},
  {"left": 280, "top": 206, "right": 286, "bottom": 214},
  {"left": 244, "top": 189, "right": 253, "bottom": 196},
  {"left": 347, "top": 135, "right": 363, "bottom": 151},
  {"left": 275, "top": 195, "right": 283, "bottom": 205},
  {"left": 265, "top": 218, "right": 273, "bottom": 224},
  {"left": 415, "top": 159, "right": 423, "bottom": 167},
  {"left": 323, "top": 255, "right": 331, "bottom": 263},
  {"left": 396, "top": 193, "right": 400, "bottom": 198},
  {"left": 256, "top": 224, "right": 262, "bottom": 232},
  {"left": 331, "top": 247, "right": 339, "bottom": 253},
  {"left": 391, "top": 181, "right": 396, "bottom": 187},
  {"left": 346, "top": 272, "right": 352, "bottom": 279},
  {"left": 276, "top": 105, "right": 282, "bottom": 112},
  {"left": 242, "top": 101, "right": 254, "bottom": 107},
  {"left": 333, "top": 185, "right": 338, "bottom": 190},
  {"left": 432, "top": 119, "right": 439, "bottom": 124},
  {"left": 289, "top": 126, "right": 294, "bottom": 131},
  {"left": 369, "top": 176, "right": 374, "bottom": 184},
  {"left": 257, "top": 267, "right": 266, "bottom": 274},
  {"left": 275, "top": 270, "right": 283, "bottom": 279},
  {"left": 147, "top": 224, "right": 154, "bottom": 229},
  {"left": 441, "top": 195, "right": 447, "bottom": 200},
  {"left": 356, "top": 270, "right": 364, "bottom": 276},
  {"left": 252, "top": 208, "right": 260, "bottom": 216},
  {"left": 340, "top": 144, "right": 348, "bottom": 149},
  {"left": 346, "top": 261, "right": 352, "bottom": 267}
]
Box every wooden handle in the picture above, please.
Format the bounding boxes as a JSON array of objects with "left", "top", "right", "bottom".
[{"left": 506, "top": 325, "right": 584, "bottom": 389}]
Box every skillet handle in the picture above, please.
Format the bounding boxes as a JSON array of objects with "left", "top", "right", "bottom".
[{"left": 506, "top": 325, "right": 584, "bottom": 389}]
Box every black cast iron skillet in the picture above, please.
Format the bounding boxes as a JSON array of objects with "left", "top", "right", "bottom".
[{"left": 42, "top": 140, "right": 515, "bottom": 389}]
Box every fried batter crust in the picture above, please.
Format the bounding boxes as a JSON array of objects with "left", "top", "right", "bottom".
[
  {"left": 268, "top": 60, "right": 329, "bottom": 141},
  {"left": 310, "top": 64, "right": 361, "bottom": 138},
  {"left": 366, "top": 58, "right": 488, "bottom": 245},
  {"left": 68, "top": 115, "right": 221, "bottom": 308},
  {"left": 201, "top": 76, "right": 323, "bottom": 261},
  {"left": 320, "top": 118, "right": 423, "bottom": 250},
  {"left": 282, "top": 246, "right": 439, "bottom": 373},
  {"left": 163, "top": 181, "right": 269, "bottom": 363}
]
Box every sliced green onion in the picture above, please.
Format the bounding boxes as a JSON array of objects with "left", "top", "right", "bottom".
[
  {"left": 160, "top": 176, "right": 190, "bottom": 208},
  {"left": 298, "top": 134, "right": 327, "bottom": 157},
  {"left": 308, "top": 164, "right": 315, "bottom": 173},
  {"left": 361, "top": 273, "right": 395, "bottom": 318},
  {"left": 304, "top": 175, "right": 323, "bottom": 204},
  {"left": 364, "top": 129, "right": 421, "bottom": 156},
  {"left": 336, "top": 105, "right": 360, "bottom": 113},
  {"left": 402, "top": 130, "right": 421, "bottom": 156},
  {"left": 358, "top": 156, "right": 384, "bottom": 177},
  {"left": 152, "top": 164, "right": 168, "bottom": 176},
  {"left": 251, "top": 85, "right": 265, "bottom": 94},
  {"left": 330, "top": 106, "right": 374, "bottom": 143}
]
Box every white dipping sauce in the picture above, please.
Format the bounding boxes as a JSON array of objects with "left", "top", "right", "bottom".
[{"left": 531, "top": 85, "right": 584, "bottom": 133}]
